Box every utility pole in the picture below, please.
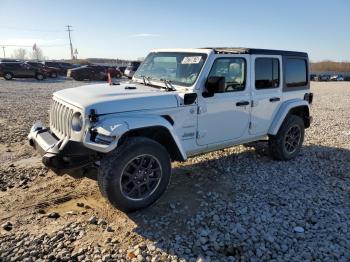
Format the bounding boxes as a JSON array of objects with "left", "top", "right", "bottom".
[
  {"left": 1, "top": 46, "right": 5, "bottom": 58},
  {"left": 65, "top": 25, "right": 74, "bottom": 60}
]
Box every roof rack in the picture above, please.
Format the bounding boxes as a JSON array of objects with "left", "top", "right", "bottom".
[{"left": 201, "top": 47, "right": 308, "bottom": 57}]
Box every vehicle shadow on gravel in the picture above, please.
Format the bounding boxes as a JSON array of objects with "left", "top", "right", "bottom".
[{"left": 126, "top": 143, "right": 350, "bottom": 260}]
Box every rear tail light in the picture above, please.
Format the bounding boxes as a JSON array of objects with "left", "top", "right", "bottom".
[{"left": 304, "top": 93, "right": 313, "bottom": 104}]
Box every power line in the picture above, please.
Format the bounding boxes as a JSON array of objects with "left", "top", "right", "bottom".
[
  {"left": 65, "top": 25, "right": 74, "bottom": 60},
  {"left": 0, "top": 26, "right": 62, "bottom": 33},
  {"left": 0, "top": 44, "right": 69, "bottom": 48}
]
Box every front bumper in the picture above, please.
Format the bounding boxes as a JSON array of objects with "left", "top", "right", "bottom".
[{"left": 28, "top": 121, "right": 98, "bottom": 174}]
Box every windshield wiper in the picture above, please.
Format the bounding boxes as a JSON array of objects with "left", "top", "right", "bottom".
[
  {"left": 140, "top": 75, "right": 151, "bottom": 86},
  {"left": 160, "top": 79, "right": 176, "bottom": 91}
]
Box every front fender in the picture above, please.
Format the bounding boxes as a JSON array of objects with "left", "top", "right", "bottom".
[
  {"left": 268, "top": 99, "right": 310, "bottom": 135},
  {"left": 83, "top": 115, "right": 187, "bottom": 160}
]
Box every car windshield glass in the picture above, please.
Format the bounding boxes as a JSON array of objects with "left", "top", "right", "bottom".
[{"left": 134, "top": 52, "right": 207, "bottom": 87}]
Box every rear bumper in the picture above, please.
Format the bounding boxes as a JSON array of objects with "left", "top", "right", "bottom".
[{"left": 28, "top": 122, "right": 99, "bottom": 174}]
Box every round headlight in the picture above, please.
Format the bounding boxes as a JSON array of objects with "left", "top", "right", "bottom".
[{"left": 71, "top": 112, "right": 83, "bottom": 132}]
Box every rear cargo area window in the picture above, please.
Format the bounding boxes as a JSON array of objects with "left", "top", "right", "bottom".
[
  {"left": 286, "top": 58, "right": 307, "bottom": 87},
  {"left": 255, "top": 58, "right": 280, "bottom": 89}
]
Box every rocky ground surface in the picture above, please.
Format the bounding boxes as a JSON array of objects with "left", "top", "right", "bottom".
[{"left": 0, "top": 79, "right": 349, "bottom": 262}]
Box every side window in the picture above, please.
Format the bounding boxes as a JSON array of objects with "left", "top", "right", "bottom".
[
  {"left": 208, "top": 58, "right": 246, "bottom": 92},
  {"left": 286, "top": 58, "right": 307, "bottom": 87},
  {"left": 255, "top": 58, "right": 280, "bottom": 89}
]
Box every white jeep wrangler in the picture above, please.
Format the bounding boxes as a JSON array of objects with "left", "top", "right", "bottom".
[{"left": 28, "top": 48, "right": 313, "bottom": 212}]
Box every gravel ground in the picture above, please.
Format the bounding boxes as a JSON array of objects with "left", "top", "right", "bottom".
[{"left": 0, "top": 78, "right": 349, "bottom": 261}]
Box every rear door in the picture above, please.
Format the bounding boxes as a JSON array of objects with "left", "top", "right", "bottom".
[{"left": 249, "top": 55, "right": 282, "bottom": 135}]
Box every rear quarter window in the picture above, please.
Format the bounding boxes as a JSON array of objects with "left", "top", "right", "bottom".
[{"left": 285, "top": 58, "right": 308, "bottom": 87}]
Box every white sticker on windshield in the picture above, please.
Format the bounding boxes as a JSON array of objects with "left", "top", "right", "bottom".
[{"left": 181, "top": 56, "right": 202, "bottom": 64}]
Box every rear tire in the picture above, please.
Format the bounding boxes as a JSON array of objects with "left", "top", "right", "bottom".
[
  {"left": 4, "top": 72, "right": 13, "bottom": 80},
  {"left": 269, "top": 115, "right": 305, "bottom": 161},
  {"left": 98, "top": 137, "right": 171, "bottom": 212},
  {"left": 36, "top": 73, "right": 44, "bottom": 80}
]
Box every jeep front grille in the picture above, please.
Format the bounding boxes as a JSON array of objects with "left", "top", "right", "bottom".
[{"left": 50, "top": 100, "right": 74, "bottom": 139}]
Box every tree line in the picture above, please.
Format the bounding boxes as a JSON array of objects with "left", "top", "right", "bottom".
[
  {"left": 310, "top": 61, "right": 350, "bottom": 72},
  {"left": 11, "top": 47, "right": 45, "bottom": 61}
]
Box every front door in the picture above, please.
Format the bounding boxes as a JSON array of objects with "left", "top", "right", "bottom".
[
  {"left": 249, "top": 55, "right": 282, "bottom": 135},
  {"left": 197, "top": 55, "right": 251, "bottom": 146}
]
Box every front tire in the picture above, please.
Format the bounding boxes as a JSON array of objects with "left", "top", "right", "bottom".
[
  {"left": 4, "top": 72, "right": 13, "bottom": 80},
  {"left": 98, "top": 137, "right": 171, "bottom": 212},
  {"left": 269, "top": 115, "right": 305, "bottom": 161}
]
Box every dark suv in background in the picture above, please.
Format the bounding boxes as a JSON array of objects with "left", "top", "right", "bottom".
[
  {"left": 25, "top": 61, "right": 59, "bottom": 78},
  {"left": 0, "top": 62, "right": 46, "bottom": 80},
  {"left": 68, "top": 65, "right": 122, "bottom": 81},
  {"left": 124, "top": 61, "right": 141, "bottom": 79},
  {"left": 42, "top": 61, "right": 74, "bottom": 76}
]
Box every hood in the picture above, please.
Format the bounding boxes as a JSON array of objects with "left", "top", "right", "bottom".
[{"left": 53, "top": 82, "right": 179, "bottom": 114}]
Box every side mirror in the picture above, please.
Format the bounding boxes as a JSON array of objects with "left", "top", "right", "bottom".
[{"left": 203, "top": 76, "right": 225, "bottom": 97}]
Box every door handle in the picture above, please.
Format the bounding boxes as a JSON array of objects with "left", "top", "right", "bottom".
[
  {"left": 236, "top": 101, "right": 250, "bottom": 107},
  {"left": 269, "top": 97, "right": 281, "bottom": 102}
]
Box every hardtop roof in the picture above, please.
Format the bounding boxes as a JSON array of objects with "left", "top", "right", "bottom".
[{"left": 202, "top": 47, "right": 308, "bottom": 57}]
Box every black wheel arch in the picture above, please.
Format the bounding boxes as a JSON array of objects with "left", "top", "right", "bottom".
[
  {"left": 118, "top": 125, "right": 185, "bottom": 162},
  {"left": 288, "top": 105, "right": 311, "bottom": 128}
]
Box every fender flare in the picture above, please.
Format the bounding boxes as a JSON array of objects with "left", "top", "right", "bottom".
[
  {"left": 268, "top": 99, "right": 310, "bottom": 135},
  {"left": 83, "top": 115, "right": 187, "bottom": 160}
]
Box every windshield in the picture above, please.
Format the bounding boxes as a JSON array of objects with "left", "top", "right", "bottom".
[{"left": 134, "top": 52, "right": 207, "bottom": 87}]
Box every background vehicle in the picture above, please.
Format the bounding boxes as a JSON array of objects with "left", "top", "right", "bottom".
[
  {"left": 29, "top": 47, "right": 313, "bottom": 212},
  {"left": 318, "top": 74, "right": 330, "bottom": 81},
  {"left": 330, "top": 75, "right": 344, "bottom": 81},
  {"left": 117, "top": 66, "right": 127, "bottom": 74},
  {"left": 124, "top": 61, "right": 141, "bottom": 79},
  {"left": 0, "top": 59, "right": 20, "bottom": 63},
  {"left": 310, "top": 74, "right": 318, "bottom": 81},
  {"left": 69, "top": 65, "right": 122, "bottom": 81},
  {"left": 0, "top": 62, "right": 45, "bottom": 80},
  {"left": 42, "top": 61, "right": 74, "bottom": 76},
  {"left": 25, "top": 61, "right": 59, "bottom": 78}
]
